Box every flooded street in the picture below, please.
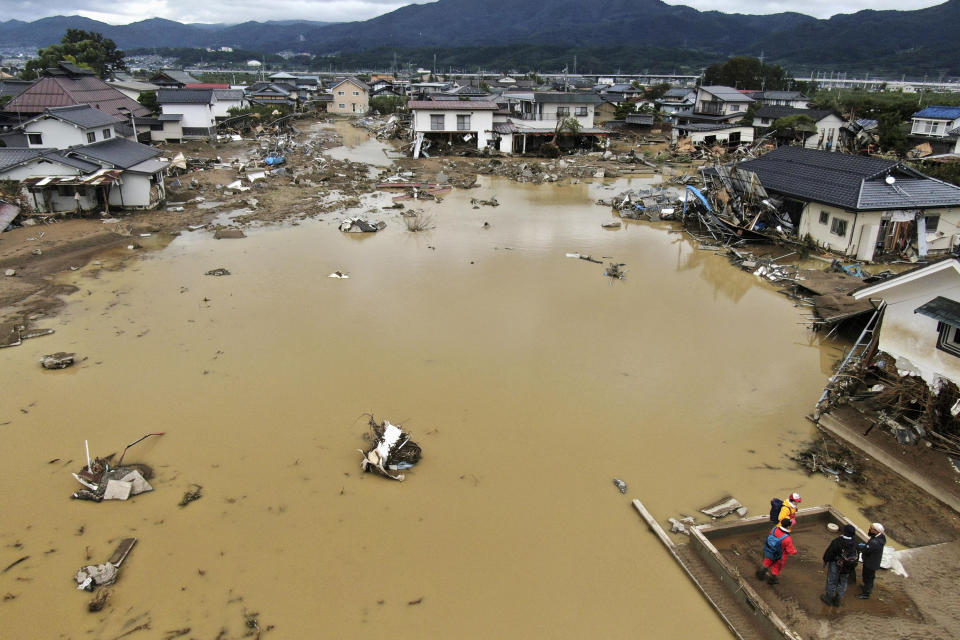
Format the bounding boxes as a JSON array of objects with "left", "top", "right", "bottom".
[{"left": 1, "top": 131, "right": 859, "bottom": 638}]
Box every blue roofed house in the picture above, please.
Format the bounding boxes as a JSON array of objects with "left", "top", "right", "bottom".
[
  {"left": 909, "top": 106, "right": 960, "bottom": 155},
  {"left": 738, "top": 147, "right": 960, "bottom": 261}
]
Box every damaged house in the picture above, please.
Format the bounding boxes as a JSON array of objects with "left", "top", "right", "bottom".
[
  {"left": 851, "top": 258, "right": 960, "bottom": 387},
  {"left": 502, "top": 92, "right": 608, "bottom": 154},
  {"left": 157, "top": 89, "right": 221, "bottom": 140},
  {"left": 737, "top": 147, "right": 960, "bottom": 261},
  {"left": 753, "top": 106, "right": 845, "bottom": 151},
  {"left": 408, "top": 100, "right": 499, "bottom": 156},
  {"left": 675, "top": 86, "right": 753, "bottom": 125},
  {"left": 908, "top": 106, "right": 960, "bottom": 156}
]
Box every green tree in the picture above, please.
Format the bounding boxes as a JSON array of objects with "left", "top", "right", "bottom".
[
  {"left": 770, "top": 114, "right": 816, "bottom": 143},
  {"left": 369, "top": 96, "right": 406, "bottom": 114},
  {"left": 704, "top": 56, "right": 790, "bottom": 91},
  {"left": 22, "top": 29, "right": 126, "bottom": 79},
  {"left": 642, "top": 82, "right": 671, "bottom": 101},
  {"left": 138, "top": 91, "right": 158, "bottom": 114}
]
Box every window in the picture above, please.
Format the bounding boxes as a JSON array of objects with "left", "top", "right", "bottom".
[
  {"left": 556, "top": 106, "right": 570, "bottom": 117},
  {"left": 86, "top": 132, "right": 96, "bottom": 143},
  {"left": 430, "top": 114, "right": 445, "bottom": 131},
  {"left": 102, "top": 128, "right": 111, "bottom": 139},
  {"left": 338, "top": 103, "right": 345, "bottom": 109},
  {"left": 27, "top": 133, "right": 42, "bottom": 145},
  {"left": 730, "top": 104, "right": 740, "bottom": 112},
  {"left": 925, "top": 215, "right": 940, "bottom": 232},
  {"left": 456, "top": 114, "right": 471, "bottom": 130},
  {"left": 936, "top": 322, "right": 960, "bottom": 357},
  {"left": 819, "top": 211, "right": 830, "bottom": 225},
  {"left": 338, "top": 91, "right": 345, "bottom": 96},
  {"left": 830, "top": 217, "right": 848, "bottom": 237},
  {"left": 575, "top": 107, "right": 587, "bottom": 117},
  {"left": 353, "top": 91, "right": 359, "bottom": 96}
]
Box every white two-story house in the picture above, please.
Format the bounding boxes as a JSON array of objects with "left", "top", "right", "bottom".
[
  {"left": 157, "top": 88, "right": 219, "bottom": 139},
  {"left": 408, "top": 100, "right": 498, "bottom": 156},
  {"left": 676, "top": 86, "right": 753, "bottom": 125},
  {"left": 21, "top": 105, "right": 129, "bottom": 148},
  {"left": 909, "top": 106, "right": 960, "bottom": 155},
  {"left": 503, "top": 92, "right": 608, "bottom": 153}
]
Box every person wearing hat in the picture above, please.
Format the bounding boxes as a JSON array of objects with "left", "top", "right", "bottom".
[
  {"left": 756, "top": 518, "right": 797, "bottom": 585},
  {"left": 777, "top": 492, "right": 802, "bottom": 526},
  {"left": 857, "top": 523, "right": 886, "bottom": 599},
  {"left": 821, "top": 523, "right": 859, "bottom": 606}
]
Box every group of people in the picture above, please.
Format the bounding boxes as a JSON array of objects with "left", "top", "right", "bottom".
[{"left": 753, "top": 492, "right": 888, "bottom": 607}]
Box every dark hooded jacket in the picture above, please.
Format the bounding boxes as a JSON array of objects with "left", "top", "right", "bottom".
[
  {"left": 859, "top": 532, "right": 886, "bottom": 571},
  {"left": 823, "top": 534, "right": 859, "bottom": 574}
]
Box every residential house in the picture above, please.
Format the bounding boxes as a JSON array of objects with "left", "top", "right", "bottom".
[
  {"left": 655, "top": 87, "right": 696, "bottom": 120},
  {"left": 246, "top": 82, "right": 295, "bottom": 106},
  {"left": 157, "top": 89, "right": 219, "bottom": 139},
  {"left": 212, "top": 89, "right": 246, "bottom": 118},
  {"left": 3, "top": 61, "right": 150, "bottom": 122},
  {"left": 674, "top": 123, "right": 753, "bottom": 146},
  {"left": 502, "top": 92, "right": 608, "bottom": 153},
  {"left": 408, "top": 100, "right": 498, "bottom": 154},
  {"left": 329, "top": 78, "right": 369, "bottom": 115},
  {"left": 753, "top": 91, "right": 809, "bottom": 109},
  {"left": 675, "top": 86, "right": 753, "bottom": 125},
  {"left": 0, "top": 136, "right": 167, "bottom": 213},
  {"left": 753, "top": 106, "right": 845, "bottom": 151},
  {"left": 149, "top": 69, "right": 200, "bottom": 88},
  {"left": 593, "top": 99, "right": 619, "bottom": 125},
  {"left": 135, "top": 113, "right": 183, "bottom": 144},
  {"left": 20, "top": 105, "right": 128, "bottom": 149},
  {"left": 738, "top": 146, "right": 960, "bottom": 260},
  {"left": 600, "top": 83, "right": 643, "bottom": 100},
  {"left": 909, "top": 106, "right": 960, "bottom": 155},
  {"left": 851, "top": 258, "right": 960, "bottom": 386},
  {"left": 107, "top": 79, "right": 160, "bottom": 101},
  {"left": 408, "top": 82, "right": 453, "bottom": 99}
]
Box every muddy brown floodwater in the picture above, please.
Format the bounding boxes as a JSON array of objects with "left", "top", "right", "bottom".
[{"left": 1, "top": 133, "right": 865, "bottom": 638}]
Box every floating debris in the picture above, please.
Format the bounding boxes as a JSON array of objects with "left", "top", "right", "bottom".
[
  {"left": 71, "top": 434, "right": 163, "bottom": 502},
  {"left": 40, "top": 352, "right": 75, "bottom": 369},
  {"left": 75, "top": 537, "right": 136, "bottom": 591},
  {"left": 604, "top": 263, "right": 626, "bottom": 279},
  {"left": 179, "top": 484, "right": 203, "bottom": 507},
  {"left": 613, "top": 478, "right": 627, "bottom": 494},
  {"left": 328, "top": 271, "right": 350, "bottom": 279},
  {"left": 340, "top": 217, "right": 386, "bottom": 233},
  {"left": 359, "top": 416, "right": 422, "bottom": 481},
  {"left": 205, "top": 268, "right": 231, "bottom": 276},
  {"left": 699, "top": 496, "right": 744, "bottom": 519}
]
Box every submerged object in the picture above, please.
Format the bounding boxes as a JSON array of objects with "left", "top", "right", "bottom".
[{"left": 359, "top": 417, "right": 422, "bottom": 481}]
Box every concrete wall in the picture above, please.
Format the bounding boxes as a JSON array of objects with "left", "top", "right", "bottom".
[
  {"left": 866, "top": 269, "right": 960, "bottom": 385},
  {"left": 24, "top": 118, "right": 116, "bottom": 149},
  {"left": 799, "top": 203, "right": 862, "bottom": 255},
  {"left": 107, "top": 173, "right": 158, "bottom": 209}
]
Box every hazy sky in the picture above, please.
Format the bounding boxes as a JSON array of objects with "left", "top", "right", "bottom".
[{"left": 0, "top": 0, "right": 948, "bottom": 25}]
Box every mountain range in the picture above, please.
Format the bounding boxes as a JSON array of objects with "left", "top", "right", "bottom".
[{"left": 1, "top": 0, "right": 958, "bottom": 74}]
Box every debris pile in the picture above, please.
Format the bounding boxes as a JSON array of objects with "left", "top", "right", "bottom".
[
  {"left": 75, "top": 537, "right": 136, "bottom": 591},
  {"left": 340, "top": 217, "right": 386, "bottom": 233},
  {"left": 598, "top": 188, "right": 680, "bottom": 222},
  {"left": 359, "top": 416, "right": 422, "bottom": 481},
  {"left": 40, "top": 352, "right": 75, "bottom": 369},
  {"left": 70, "top": 434, "right": 163, "bottom": 502}
]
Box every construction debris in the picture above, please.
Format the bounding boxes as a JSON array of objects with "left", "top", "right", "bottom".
[
  {"left": 604, "top": 263, "right": 626, "bottom": 279},
  {"left": 359, "top": 416, "right": 422, "bottom": 481},
  {"left": 40, "top": 352, "right": 75, "bottom": 369},
  {"left": 699, "top": 496, "right": 744, "bottom": 519},
  {"left": 205, "top": 268, "right": 231, "bottom": 276},
  {"left": 179, "top": 484, "right": 203, "bottom": 507},
  {"left": 70, "top": 435, "right": 162, "bottom": 502},
  {"left": 613, "top": 478, "right": 627, "bottom": 494},
  {"left": 75, "top": 537, "right": 136, "bottom": 591},
  {"left": 340, "top": 217, "right": 386, "bottom": 233}
]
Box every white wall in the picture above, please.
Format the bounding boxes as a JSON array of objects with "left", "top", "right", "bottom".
[
  {"left": 413, "top": 109, "right": 494, "bottom": 149},
  {"left": 107, "top": 173, "right": 156, "bottom": 208},
  {"left": 537, "top": 102, "right": 596, "bottom": 128},
  {"left": 24, "top": 118, "right": 115, "bottom": 149},
  {"left": 864, "top": 268, "right": 960, "bottom": 385},
  {"left": 161, "top": 103, "right": 215, "bottom": 130},
  {"left": 685, "top": 126, "right": 754, "bottom": 145},
  {"left": 799, "top": 203, "right": 862, "bottom": 255},
  {"left": 805, "top": 115, "right": 846, "bottom": 150},
  {"left": 911, "top": 117, "right": 960, "bottom": 137},
  {"left": 0, "top": 159, "right": 80, "bottom": 181},
  {"left": 212, "top": 99, "right": 245, "bottom": 119}
]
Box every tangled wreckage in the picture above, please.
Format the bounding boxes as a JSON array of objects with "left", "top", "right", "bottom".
[{"left": 359, "top": 416, "right": 422, "bottom": 481}]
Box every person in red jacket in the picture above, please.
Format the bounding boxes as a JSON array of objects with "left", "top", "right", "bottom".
[{"left": 756, "top": 518, "right": 798, "bottom": 585}]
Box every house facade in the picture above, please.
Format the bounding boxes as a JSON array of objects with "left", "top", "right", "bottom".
[
  {"left": 753, "top": 106, "right": 846, "bottom": 151},
  {"left": 21, "top": 105, "right": 127, "bottom": 149},
  {"left": 676, "top": 86, "right": 753, "bottom": 124},
  {"left": 851, "top": 259, "right": 960, "bottom": 386},
  {"left": 674, "top": 123, "right": 754, "bottom": 146},
  {"left": 408, "top": 101, "right": 497, "bottom": 154},
  {"left": 753, "top": 91, "right": 809, "bottom": 109},
  {"left": 739, "top": 147, "right": 960, "bottom": 261},
  {"left": 157, "top": 89, "right": 219, "bottom": 139},
  {"left": 909, "top": 106, "right": 960, "bottom": 155},
  {"left": 329, "top": 78, "right": 370, "bottom": 115}
]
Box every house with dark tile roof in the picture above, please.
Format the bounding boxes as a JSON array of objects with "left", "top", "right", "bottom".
[
  {"left": 675, "top": 86, "right": 752, "bottom": 125},
  {"left": 738, "top": 146, "right": 960, "bottom": 260},
  {"left": 149, "top": 69, "right": 200, "bottom": 88},
  {"left": 20, "top": 105, "right": 127, "bottom": 149},
  {"left": 157, "top": 89, "right": 219, "bottom": 139}
]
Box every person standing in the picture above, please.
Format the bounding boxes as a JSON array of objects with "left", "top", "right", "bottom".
[
  {"left": 756, "top": 518, "right": 797, "bottom": 585},
  {"left": 777, "top": 492, "right": 802, "bottom": 526},
  {"left": 821, "top": 524, "right": 859, "bottom": 606},
  {"left": 858, "top": 522, "right": 886, "bottom": 599}
]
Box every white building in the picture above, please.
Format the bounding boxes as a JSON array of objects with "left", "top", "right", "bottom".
[
  {"left": 157, "top": 88, "right": 219, "bottom": 139},
  {"left": 408, "top": 101, "right": 497, "bottom": 155},
  {"left": 739, "top": 147, "right": 960, "bottom": 261},
  {"left": 753, "top": 107, "right": 846, "bottom": 151},
  {"left": 21, "top": 105, "right": 128, "bottom": 149},
  {"left": 852, "top": 259, "right": 960, "bottom": 386},
  {"left": 674, "top": 123, "right": 754, "bottom": 146}
]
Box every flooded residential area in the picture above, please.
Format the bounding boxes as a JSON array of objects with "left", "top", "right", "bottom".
[
  {"left": 3, "top": 4, "right": 960, "bottom": 636},
  {"left": 2, "top": 116, "right": 956, "bottom": 639}
]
